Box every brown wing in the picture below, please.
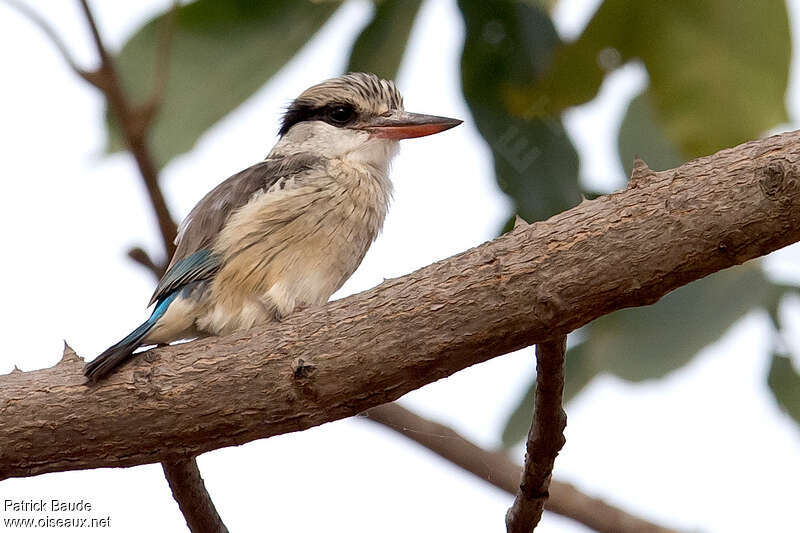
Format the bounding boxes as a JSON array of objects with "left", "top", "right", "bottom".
[{"left": 149, "top": 154, "right": 323, "bottom": 305}]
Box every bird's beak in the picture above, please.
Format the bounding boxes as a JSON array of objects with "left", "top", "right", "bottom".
[{"left": 360, "top": 111, "right": 463, "bottom": 140}]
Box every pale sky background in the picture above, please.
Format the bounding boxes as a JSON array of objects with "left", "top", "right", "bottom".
[{"left": 1, "top": 1, "right": 799, "bottom": 532}]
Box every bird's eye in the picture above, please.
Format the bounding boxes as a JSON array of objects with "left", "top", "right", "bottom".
[{"left": 328, "top": 105, "right": 354, "bottom": 124}]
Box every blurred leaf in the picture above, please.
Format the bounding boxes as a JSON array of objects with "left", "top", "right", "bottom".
[
  {"left": 107, "top": 0, "right": 340, "bottom": 168},
  {"left": 768, "top": 353, "right": 800, "bottom": 425},
  {"left": 530, "top": 0, "right": 559, "bottom": 11},
  {"left": 589, "top": 264, "right": 785, "bottom": 382},
  {"left": 618, "top": 91, "right": 685, "bottom": 177},
  {"left": 346, "top": 0, "right": 423, "bottom": 79},
  {"left": 502, "top": 377, "right": 534, "bottom": 448},
  {"left": 458, "top": 0, "right": 581, "bottom": 224},
  {"left": 530, "top": 0, "right": 790, "bottom": 157},
  {"left": 501, "top": 341, "right": 597, "bottom": 447}
]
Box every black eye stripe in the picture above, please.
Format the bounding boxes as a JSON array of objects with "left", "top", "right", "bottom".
[
  {"left": 279, "top": 103, "right": 314, "bottom": 136},
  {"left": 279, "top": 102, "right": 358, "bottom": 136}
]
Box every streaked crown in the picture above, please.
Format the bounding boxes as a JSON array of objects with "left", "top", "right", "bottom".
[{"left": 279, "top": 72, "right": 404, "bottom": 136}]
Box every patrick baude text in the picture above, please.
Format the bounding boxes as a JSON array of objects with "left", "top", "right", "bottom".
[{"left": 4, "top": 499, "right": 92, "bottom": 512}]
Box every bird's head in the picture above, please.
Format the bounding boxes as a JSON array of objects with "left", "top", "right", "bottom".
[{"left": 273, "top": 72, "right": 461, "bottom": 168}]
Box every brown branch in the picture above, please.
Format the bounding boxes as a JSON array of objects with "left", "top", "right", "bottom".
[
  {"left": 162, "top": 458, "right": 229, "bottom": 533},
  {"left": 506, "top": 337, "right": 567, "bottom": 532},
  {"left": 77, "top": 0, "right": 178, "bottom": 256},
  {"left": 364, "top": 403, "right": 680, "bottom": 533},
  {"left": 2, "top": 129, "right": 800, "bottom": 479}
]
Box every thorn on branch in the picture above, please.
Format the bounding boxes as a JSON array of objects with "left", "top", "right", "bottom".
[
  {"left": 630, "top": 156, "right": 656, "bottom": 188},
  {"left": 59, "top": 342, "right": 84, "bottom": 365},
  {"left": 514, "top": 214, "right": 529, "bottom": 229},
  {"left": 506, "top": 336, "right": 568, "bottom": 533}
]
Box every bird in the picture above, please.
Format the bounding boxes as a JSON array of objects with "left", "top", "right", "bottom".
[{"left": 84, "top": 72, "right": 462, "bottom": 381}]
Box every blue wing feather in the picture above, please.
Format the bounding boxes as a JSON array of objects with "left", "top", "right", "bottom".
[{"left": 149, "top": 249, "right": 220, "bottom": 306}]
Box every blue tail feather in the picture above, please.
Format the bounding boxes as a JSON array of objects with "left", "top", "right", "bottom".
[{"left": 84, "top": 292, "right": 178, "bottom": 381}]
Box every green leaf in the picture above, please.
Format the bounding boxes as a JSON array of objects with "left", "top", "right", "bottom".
[
  {"left": 768, "top": 352, "right": 800, "bottom": 425},
  {"left": 458, "top": 0, "right": 581, "bottom": 224},
  {"left": 106, "top": 0, "right": 341, "bottom": 169},
  {"left": 531, "top": 0, "right": 790, "bottom": 157},
  {"left": 618, "top": 91, "right": 685, "bottom": 177},
  {"left": 346, "top": 0, "right": 423, "bottom": 80},
  {"left": 587, "top": 264, "right": 785, "bottom": 383},
  {"left": 501, "top": 341, "right": 597, "bottom": 447}
]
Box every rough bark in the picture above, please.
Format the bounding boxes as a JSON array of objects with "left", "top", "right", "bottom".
[{"left": 2, "top": 130, "right": 800, "bottom": 479}]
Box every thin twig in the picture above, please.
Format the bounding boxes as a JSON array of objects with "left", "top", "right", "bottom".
[
  {"left": 77, "top": 0, "right": 178, "bottom": 257},
  {"left": 1, "top": 0, "right": 95, "bottom": 85},
  {"left": 364, "top": 403, "right": 679, "bottom": 533},
  {"left": 128, "top": 246, "right": 167, "bottom": 279},
  {"left": 506, "top": 337, "right": 568, "bottom": 532},
  {"left": 162, "top": 458, "right": 229, "bottom": 533}
]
